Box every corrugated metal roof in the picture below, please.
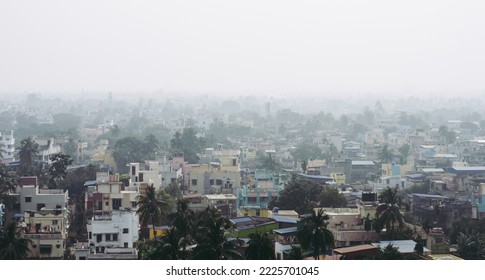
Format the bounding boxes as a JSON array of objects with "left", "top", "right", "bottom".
[
  {"left": 271, "top": 215, "right": 300, "bottom": 224},
  {"left": 273, "top": 227, "right": 298, "bottom": 235},
  {"left": 352, "top": 161, "right": 375, "bottom": 166},
  {"left": 422, "top": 168, "right": 444, "bottom": 173},
  {"left": 84, "top": 180, "right": 97, "bottom": 186}
]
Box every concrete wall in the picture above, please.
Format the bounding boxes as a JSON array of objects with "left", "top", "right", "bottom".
[{"left": 87, "top": 210, "right": 139, "bottom": 250}]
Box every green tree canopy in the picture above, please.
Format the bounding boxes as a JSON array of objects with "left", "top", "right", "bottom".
[
  {"left": 297, "top": 209, "right": 335, "bottom": 260},
  {"left": 48, "top": 153, "right": 73, "bottom": 189},
  {"left": 270, "top": 178, "right": 324, "bottom": 215},
  {"left": 376, "top": 187, "right": 404, "bottom": 240},
  {"left": 0, "top": 222, "right": 32, "bottom": 260},
  {"left": 319, "top": 187, "right": 347, "bottom": 208},
  {"left": 18, "top": 137, "right": 39, "bottom": 176}
]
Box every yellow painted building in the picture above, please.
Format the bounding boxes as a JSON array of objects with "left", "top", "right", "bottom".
[{"left": 24, "top": 209, "right": 68, "bottom": 259}]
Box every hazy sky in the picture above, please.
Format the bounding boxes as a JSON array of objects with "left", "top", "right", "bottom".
[{"left": 1, "top": 1, "right": 484, "bottom": 97}]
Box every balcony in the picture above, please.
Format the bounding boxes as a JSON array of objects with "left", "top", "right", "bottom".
[{"left": 25, "top": 233, "right": 63, "bottom": 240}]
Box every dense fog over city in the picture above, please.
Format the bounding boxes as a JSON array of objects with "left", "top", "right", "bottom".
[
  {"left": 3, "top": 1, "right": 485, "bottom": 263},
  {"left": 1, "top": 1, "right": 485, "bottom": 96}
]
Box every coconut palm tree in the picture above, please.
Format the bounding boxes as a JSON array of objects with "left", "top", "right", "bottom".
[
  {"left": 297, "top": 209, "right": 335, "bottom": 260},
  {"left": 138, "top": 227, "right": 183, "bottom": 260},
  {"left": 18, "top": 137, "right": 39, "bottom": 176},
  {"left": 192, "top": 209, "right": 242, "bottom": 260},
  {"left": 0, "top": 221, "right": 31, "bottom": 260},
  {"left": 244, "top": 231, "right": 275, "bottom": 260},
  {"left": 376, "top": 187, "right": 404, "bottom": 240},
  {"left": 168, "top": 199, "right": 195, "bottom": 259},
  {"left": 136, "top": 184, "right": 166, "bottom": 239},
  {"left": 378, "top": 144, "right": 394, "bottom": 164},
  {"left": 456, "top": 231, "right": 484, "bottom": 260},
  {"left": 0, "top": 163, "right": 17, "bottom": 210},
  {"left": 286, "top": 245, "right": 304, "bottom": 260}
]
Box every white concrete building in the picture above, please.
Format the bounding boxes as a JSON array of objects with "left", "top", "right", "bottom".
[
  {"left": 16, "top": 177, "right": 69, "bottom": 214},
  {"left": 0, "top": 130, "right": 15, "bottom": 163},
  {"left": 87, "top": 209, "right": 139, "bottom": 253}
]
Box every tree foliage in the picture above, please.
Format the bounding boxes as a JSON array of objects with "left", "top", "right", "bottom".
[
  {"left": 170, "top": 128, "right": 206, "bottom": 163},
  {"left": 297, "top": 209, "right": 335, "bottom": 260},
  {"left": 18, "top": 137, "right": 39, "bottom": 176},
  {"left": 244, "top": 232, "right": 275, "bottom": 260},
  {"left": 0, "top": 222, "right": 31, "bottom": 260},
  {"left": 269, "top": 178, "right": 324, "bottom": 214},
  {"left": 376, "top": 187, "right": 404, "bottom": 240},
  {"left": 136, "top": 185, "right": 168, "bottom": 239},
  {"left": 113, "top": 136, "right": 160, "bottom": 173},
  {"left": 319, "top": 187, "right": 347, "bottom": 208},
  {"left": 48, "top": 153, "right": 73, "bottom": 189},
  {"left": 290, "top": 143, "right": 323, "bottom": 164}
]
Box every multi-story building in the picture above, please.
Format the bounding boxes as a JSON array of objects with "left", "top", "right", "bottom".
[
  {"left": 86, "top": 209, "right": 139, "bottom": 255},
  {"left": 9, "top": 177, "right": 69, "bottom": 259},
  {"left": 0, "top": 130, "right": 15, "bottom": 164},
  {"left": 83, "top": 173, "right": 140, "bottom": 259},
  {"left": 85, "top": 173, "right": 138, "bottom": 219},
  {"left": 14, "top": 177, "right": 69, "bottom": 217},
  {"left": 33, "top": 137, "right": 62, "bottom": 162},
  {"left": 24, "top": 207, "right": 69, "bottom": 259},
  {"left": 188, "top": 164, "right": 240, "bottom": 195}
]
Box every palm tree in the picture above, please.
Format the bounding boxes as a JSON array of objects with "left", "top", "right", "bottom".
[
  {"left": 18, "top": 137, "right": 39, "bottom": 176},
  {"left": 376, "top": 187, "right": 404, "bottom": 240},
  {"left": 168, "top": 199, "right": 195, "bottom": 259},
  {"left": 0, "top": 164, "right": 17, "bottom": 223},
  {"left": 138, "top": 227, "right": 182, "bottom": 260},
  {"left": 378, "top": 144, "right": 394, "bottom": 164},
  {"left": 193, "top": 209, "right": 242, "bottom": 260},
  {"left": 297, "top": 209, "right": 335, "bottom": 260},
  {"left": 286, "top": 245, "right": 304, "bottom": 260},
  {"left": 456, "top": 231, "right": 484, "bottom": 260},
  {"left": 136, "top": 184, "right": 166, "bottom": 239},
  {"left": 0, "top": 221, "right": 31, "bottom": 260},
  {"left": 244, "top": 232, "right": 275, "bottom": 260},
  {"left": 0, "top": 142, "right": 6, "bottom": 160}
]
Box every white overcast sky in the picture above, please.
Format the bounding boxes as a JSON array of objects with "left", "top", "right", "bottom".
[{"left": 0, "top": 0, "right": 484, "bottom": 97}]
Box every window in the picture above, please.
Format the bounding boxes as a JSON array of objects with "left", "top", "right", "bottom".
[
  {"left": 37, "top": 203, "right": 46, "bottom": 211},
  {"left": 216, "top": 179, "right": 223, "bottom": 186},
  {"left": 52, "top": 220, "right": 58, "bottom": 225},
  {"left": 105, "top": 201, "right": 109, "bottom": 206},
  {"left": 112, "top": 199, "right": 122, "bottom": 210},
  {"left": 89, "top": 232, "right": 92, "bottom": 240},
  {"left": 232, "top": 159, "right": 237, "bottom": 166},
  {"left": 123, "top": 228, "right": 129, "bottom": 234},
  {"left": 210, "top": 179, "right": 214, "bottom": 185},
  {"left": 113, "top": 233, "right": 118, "bottom": 241},
  {"left": 39, "top": 245, "right": 52, "bottom": 254},
  {"left": 25, "top": 197, "right": 32, "bottom": 203},
  {"left": 105, "top": 234, "right": 111, "bottom": 241},
  {"left": 96, "top": 234, "right": 102, "bottom": 243},
  {"left": 139, "top": 173, "right": 144, "bottom": 182},
  {"left": 191, "top": 179, "right": 197, "bottom": 186},
  {"left": 131, "top": 166, "right": 136, "bottom": 176},
  {"left": 131, "top": 201, "right": 137, "bottom": 208},
  {"left": 124, "top": 242, "right": 128, "bottom": 248}
]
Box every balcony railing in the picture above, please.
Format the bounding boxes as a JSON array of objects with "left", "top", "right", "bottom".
[{"left": 25, "top": 233, "right": 63, "bottom": 240}]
